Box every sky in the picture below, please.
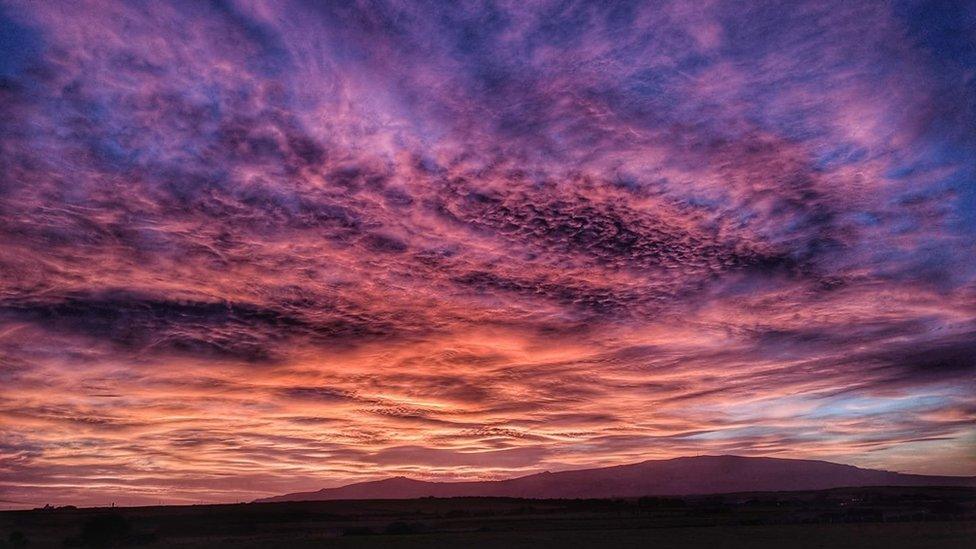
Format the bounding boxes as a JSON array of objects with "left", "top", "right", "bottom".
[{"left": 0, "top": 0, "right": 974, "bottom": 509}]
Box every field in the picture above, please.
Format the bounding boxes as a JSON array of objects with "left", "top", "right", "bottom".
[{"left": 1, "top": 486, "right": 973, "bottom": 548}]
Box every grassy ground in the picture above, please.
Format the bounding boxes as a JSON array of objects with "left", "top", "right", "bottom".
[
  {"left": 2, "top": 487, "right": 973, "bottom": 548},
  {"left": 150, "top": 521, "right": 976, "bottom": 549}
]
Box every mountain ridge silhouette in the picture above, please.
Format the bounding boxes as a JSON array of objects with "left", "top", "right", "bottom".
[{"left": 256, "top": 455, "right": 976, "bottom": 502}]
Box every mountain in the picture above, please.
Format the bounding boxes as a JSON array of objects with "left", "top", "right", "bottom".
[{"left": 255, "top": 455, "right": 976, "bottom": 502}]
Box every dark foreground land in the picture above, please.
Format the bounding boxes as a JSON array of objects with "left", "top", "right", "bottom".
[{"left": 2, "top": 486, "right": 974, "bottom": 548}]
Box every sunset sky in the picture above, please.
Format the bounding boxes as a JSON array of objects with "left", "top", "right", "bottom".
[{"left": 1, "top": 0, "right": 974, "bottom": 509}]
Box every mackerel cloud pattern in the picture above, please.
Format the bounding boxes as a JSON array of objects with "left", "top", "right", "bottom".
[{"left": 0, "top": 0, "right": 974, "bottom": 506}]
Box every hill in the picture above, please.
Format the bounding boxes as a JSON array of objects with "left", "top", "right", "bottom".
[{"left": 256, "top": 455, "right": 975, "bottom": 502}]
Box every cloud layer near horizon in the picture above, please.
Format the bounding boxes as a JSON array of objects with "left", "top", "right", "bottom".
[{"left": 1, "top": 0, "right": 974, "bottom": 507}]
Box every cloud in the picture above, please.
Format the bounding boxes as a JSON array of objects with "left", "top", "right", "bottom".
[
  {"left": 0, "top": 0, "right": 973, "bottom": 508},
  {"left": 367, "top": 445, "right": 550, "bottom": 468}
]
